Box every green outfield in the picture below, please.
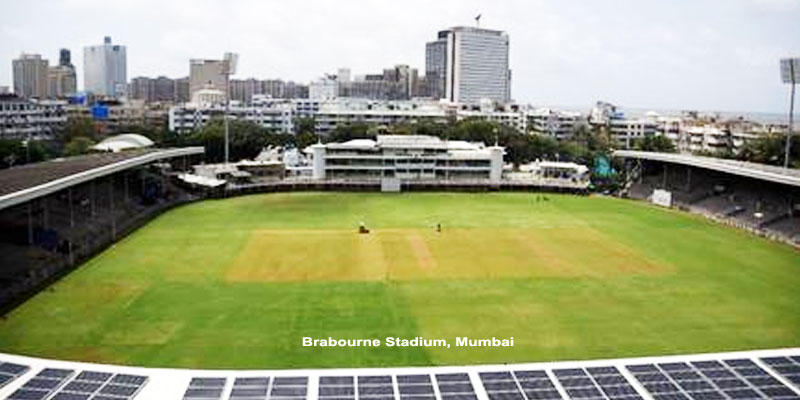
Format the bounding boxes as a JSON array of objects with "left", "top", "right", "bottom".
[{"left": 0, "top": 192, "right": 799, "bottom": 369}]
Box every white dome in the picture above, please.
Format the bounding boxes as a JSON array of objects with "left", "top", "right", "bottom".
[{"left": 92, "top": 133, "right": 155, "bottom": 152}]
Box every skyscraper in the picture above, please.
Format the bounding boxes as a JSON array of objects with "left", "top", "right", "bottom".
[
  {"left": 189, "top": 59, "right": 227, "bottom": 101},
  {"left": 83, "top": 36, "right": 127, "bottom": 97},
  {"left": 48, "top": 48, "right": 76, "bottom": 98},
  {"left": 425, "top": 31, "right": 448, "bottom": 99},
  {"left": 59, "top": 48, "right": 71, "bottom": 67},
  {"left": 12, "top": 53, "right": 49, "bottom": 99},
  {"left": 437, "top": 27, "right": 511, "bottom": 105}
]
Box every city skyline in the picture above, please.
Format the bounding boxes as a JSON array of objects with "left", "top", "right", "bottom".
[{"left": 1, "top": 0, "right": 799, "bottom": 113}]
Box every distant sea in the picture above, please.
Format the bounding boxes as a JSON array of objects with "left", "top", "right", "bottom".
[{"left": 545, "top": 104, "right": 789, "bottom": 125}]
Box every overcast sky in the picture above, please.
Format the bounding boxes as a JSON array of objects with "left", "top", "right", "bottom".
[{"left": 1, "top": 0, "right": 798, "bottom": 113}]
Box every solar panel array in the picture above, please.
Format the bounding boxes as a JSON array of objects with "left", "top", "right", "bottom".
[
  {"left": 357, "top": 375, "right": 394, "bottom": 400},
  {"left": 435, "top": 373, "right": 478, "bottom": 400},
  {"left": 230, "top": 377, "right": 270, "bottom": 400},
  {"left": 270, "top": 376, "right": 308, "bottom": 400},
  {"left": 397, "top": 374, "right": 436, "bottom": 400},
  {"left": 6, "top": 352, "right": 800, "bottom": 400},
  {"left": 318, "top": 376, "right": 354, "bottom": 400},
  {"left": 554, "top": 366, "right": 642, "bottom": 400},
  {"left": 49, "top": 371, "right": 148, "bottom": 400},
  {"left": 762, "top": 355, "right": 800, "bottom": 389},
  {"left": 0, "top": 362, "right": 29, "bottom": 390},
  {"left": 7, "top": 368, "right": 74, "bottom": 400},
  {"left": 184, "top": 377, "right": 228, "bottom": 400},
  {"left": 626, "top": 359, "right": 800, "bottom": 400}
]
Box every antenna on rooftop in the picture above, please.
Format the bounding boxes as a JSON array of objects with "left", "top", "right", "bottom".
[{"left": 475, "top": 14, "right": 482, "bottom": 28}]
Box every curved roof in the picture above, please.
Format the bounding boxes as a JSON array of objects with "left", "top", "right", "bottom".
[
  {"left": 0, "top": 147, "right": 204, "bottom": 211},
  {"left": 614, "top": 150, "right": 800, "bottom": 188},
  {"left": 92, "top": 133, "right": 155, "bottom": 152}
]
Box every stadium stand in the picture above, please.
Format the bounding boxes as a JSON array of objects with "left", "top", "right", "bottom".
[
  {"left": 0, "top": 147, "right": 204, "bottom": 312},
  {"left": 0, "top": 349, "right": 799, "bottom": 399},
  {"left": 615, "top": 151, "right": 800, "bottom": 246}
]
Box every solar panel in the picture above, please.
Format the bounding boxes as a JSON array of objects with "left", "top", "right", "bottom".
[
  {"left": 436, "top": 373, "right": 478, "bottom": 400},
  {"left": 229, "top": 376, "right": 270, "bottom": 400},
  {"left": 584, "top": 365, "right": 642, "bottom": 400},
  {"left": 395, "top": 374, "right": 435, "bottom": 400},
  {"left": 0, "top": 361, "right": 30, "bottom": 390},
  {"left": 479, "top": 370, "right": 527, "bottom": 400},
  {"left": 513, "top": 370, "right": 562, "bottom": 400},
  {"left": 318, "top": 375, "right": 354, "bottom": 400},
  {"left": 38, "top": 370, "right": 148, "bottom": 400},
  {"left": 628, "top": 358, "right": 800, "bottom": 400},
  {"left": 762, "top": 354, "right": 800, "bottom": 390},
  {"left": 7, "top": 368, "right": 74, "bottom": 400},
  {"left": 270, "top": 376, "right": 308, "bottom": 400},
  {"left": 183, "top": 376, "right": 227, "bottom": 400}
]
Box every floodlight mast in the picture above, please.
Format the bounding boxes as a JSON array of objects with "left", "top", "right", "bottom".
[
  {"left": 781, "top": 58, "right": 798, "bottom": 169},
  {"left": 222, "top": 52, "right": 238, "bottom": 164}
]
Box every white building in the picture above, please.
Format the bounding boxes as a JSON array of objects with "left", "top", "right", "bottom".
[
  {"left": 609, "top": 118, "right": 658, "bottom": 149},
  {"left": 442, "top": 27, "right": 511, "bottom": 105},
  {"left": 83, "top": 36, "right": 127, "bottom": 98},
  {"left": 307, "top": 135, "right": 504, "bottom": 183},
  {"left": 309, "top": 76, "right": 338, "bottom": 100},
  {"left": 191, "top": 85, "right": 226, "bottom": 107},
  {"left": 0, "top": 96, "right": 67, "bottom": 140},
  {"left": 526, "top": 108, "right": 582, "bottom": 141},
  {"left": 314, "top": 99, "right": 450, "bottom": 135},
  {"left": 169, "top": 101, "right": 294, "bottom": 134}
]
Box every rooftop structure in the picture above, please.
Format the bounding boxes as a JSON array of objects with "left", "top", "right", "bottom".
[{"left": 0, "top": 348, "right": 798, "bottom": 399}]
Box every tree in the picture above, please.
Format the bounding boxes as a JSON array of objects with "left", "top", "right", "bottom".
[
  {"left": 633, "top": 135, "right": 677, "bottom": 153},
  {"left": 327, "top": 122, "right": 372, "bottom": 143},
  {"left": 0, "top": 139, "right": 51, "bottom": 168},
  {"left": 737, "top": 134, "right": 799, "bottom": 167},
  {"left": 64, "top": 137, "right": 96, "bottom": 156},
  {"left": 293, "top": 117, "right": 316, "bottom": 135},
  {"left": 59, "top": 117, "right": 97, "bottom": 142},
  {"left": 295, "top": 131, "right": 318, "bottom": 150},
  {"left": 187, "top": 118, "right": 278, "bottom": 163}
]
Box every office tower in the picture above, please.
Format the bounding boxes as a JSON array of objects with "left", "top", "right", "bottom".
[
  {"left": 47, "top": 65, "right": 77, "bottom": 98},
  {"left": 174, "top": 77, "right": 190, "bottom": 103},
  {"left": 12, "top": 54, "right": 49, "bottom": 99},
  {"left": 59, "top": 48, "right": 71, "bottom": 67},
  {"left": 189, "top": 59, "right": 226, "bottom": 100},
  {"left": 83, "top": 36, "right": 127, "bottom": 97},
  {"left": 439, "top": 26, "right": 510, "bottom": 104},
  {"left": 425, "top": 31, "right": 448, "bottom": 99}
]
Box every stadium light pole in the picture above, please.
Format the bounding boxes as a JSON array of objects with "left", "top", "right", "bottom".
[
  {"left": 780, "top": 58, "right": 798, "bottom": 169},
  {"left": 222, "top": 52, "right": 238, "bottom": 164}
]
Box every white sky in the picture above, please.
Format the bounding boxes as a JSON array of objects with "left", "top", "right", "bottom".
[{"left": 1, "top": 0, "right": 799, "bottom": 113}]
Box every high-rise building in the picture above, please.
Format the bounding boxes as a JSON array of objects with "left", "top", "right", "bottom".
[
  {"left": 47, "top": 65, "right": 77, "bottom": 98},
  {"left": 83, "top": 36, "right": 127, "bottom": 97},
  {"left": 439, "top": 27, "right": 511, "bottom": 105},
  {"left": 189, "top": 59, "right": 226, "bottom": 100},
  {"left": 336, "top": 65, "right": 419, "bottom": 100},
  {"left": 425, "top": 31, "right": 448, "bottom": 99},
  {"left": 59, "top": 48, "right": 71, "bottom": 67},
  {"left": 12, "top": 53, "right": 49, "bottom": 99},
  {"left": 175, "top": 77, "right": 190, "bottom": 103},
  {"left": 130, "top": 76, "right": 178, "bottom": 103},
  {"left": 48, "top": 48, "right": 77, "bottom": 98}
]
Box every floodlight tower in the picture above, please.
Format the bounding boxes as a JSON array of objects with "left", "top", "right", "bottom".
[
  {"left": 780, "top": 58, "right": 798, "bottom": 169},
  {"left": 222, "top": 52, "right": 239, "bottom": 164}
]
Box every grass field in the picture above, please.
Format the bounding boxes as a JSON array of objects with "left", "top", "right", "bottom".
[{"left": 0, "top": 192, "right": 799, "bottom": 369}]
